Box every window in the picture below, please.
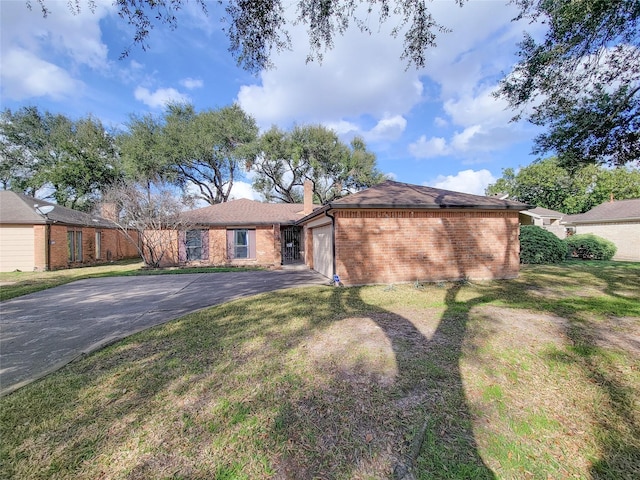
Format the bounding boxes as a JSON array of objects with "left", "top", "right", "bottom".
[
  {"left": 179, "top": 230, "right": 209, "bottom": 263},
  {"left": 234, "top": 229, "right": 249, "bottom": 259},
  {"left": 227, "top": 229, "right": 255, "bottom": 260},
  {"left": 68, "top": 230, "right": 82, "bottom": 262},
  {"left": 95, "top": 231, "right": 102, "bottom": 259},
  {"left": 186, "top": 229, "right": 203, "bottom": 261}
]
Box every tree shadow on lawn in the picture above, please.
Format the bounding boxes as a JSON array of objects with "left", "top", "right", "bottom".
[
  {"left": 4, "top": 263, "right": 637, "bottom": 479},
  {"left": 475, "top": 266, "right": 640, "bottom": 480},
  {"left": 273, "top": 284, "right": 496, "bottom": 479},
  {"left": 0, "top": 282, "right": 497, "bottom": 479}
]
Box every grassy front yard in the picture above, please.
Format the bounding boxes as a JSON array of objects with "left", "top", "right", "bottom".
[{"left": 1, "top": 262, "right": 639, "bottom": 479}]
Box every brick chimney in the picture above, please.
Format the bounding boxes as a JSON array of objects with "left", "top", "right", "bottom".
[{"left": 303, "top": 180, "right": 313, "bottom": 215}]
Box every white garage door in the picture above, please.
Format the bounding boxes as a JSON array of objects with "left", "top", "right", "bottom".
[
  {"left": 0, "top": 226, "right": 35, "bottom": 272},
  {"left": 312, "top": 224, "right": 333, "bottom": 279}
]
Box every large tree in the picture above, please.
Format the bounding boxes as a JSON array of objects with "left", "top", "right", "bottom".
[
  {"left": 119, "top": 104, "right": 258, "bottom": 204},
  {"left": 161, "top": 104, "right": 259, "bottom": 204},
  {"left": 0, "top": 107, "right": 121, "bottom": 210},
  {"left": 486, "top": 158, "right": 640, "bottom": 214},
  {"left": 29, "top": 0, "right": 465, "bottom": 72},
  {"left": 498, "top": 0, "right": 640, "bottom": 169},
  {"left": 250, "top": 124, "right": 385, "bottom": 203},
  {"left": 118, "top": 112, "right": 169, "bottom": 189}
]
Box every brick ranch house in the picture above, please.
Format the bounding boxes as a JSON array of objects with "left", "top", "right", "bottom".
[
  {"left": 0, "top": 191, "right": 139, "bottom": 272},
  {"left": 562, "top": 198, "right": 640, "bottom": 262},
  {"left": 174, "top": 180, "right": 529, "bottom": 285}
]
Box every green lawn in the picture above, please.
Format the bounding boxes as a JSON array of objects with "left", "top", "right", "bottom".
[{"left": 1, "top": 262, "right": 639, "bottom": 479}]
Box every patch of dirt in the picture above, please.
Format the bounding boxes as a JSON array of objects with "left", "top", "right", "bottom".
[
  {"left": 467, "top": 305, "right": 640, "bottom": 356},
  {"left": 306, "top": 316, "right": 399, "bottom": 386},
  {"left": 469, "top": 305, "right": 569, "bottom": 348},
  {"left": 590, "top": 316, "right": 640, "bottom": 356}
]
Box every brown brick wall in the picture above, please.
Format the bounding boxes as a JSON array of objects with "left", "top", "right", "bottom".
[
  {"left": 330, "top": 209, "right": 520, "bottom": 285},
  {"left": 303, "top": 224, "right": 314, "bottom": 270},
  {"left": 47, "top": 225, "right": 139, "bottom": 270},
  {"left": 209, "top": 228, "right": 228, "bottom": 264},
  {"left": 144, "top": 229, "right": 179, "bottom": 267},
  {"left": 256, "top": 226, "right": 279, "bottom": 265}
]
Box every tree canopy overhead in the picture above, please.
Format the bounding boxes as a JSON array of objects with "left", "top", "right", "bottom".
[
  {"left": 28, "top": 0, "right": 465, "bottom": 72},
  {"left": 498, "top": 0, "right": 640, "bottom": 169}
]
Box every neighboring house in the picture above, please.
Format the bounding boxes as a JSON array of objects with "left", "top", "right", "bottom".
[
  {"left": 562, "top": 198, "right": 640, "bottom": 262},
  {"left": 0, "top": 191, "right": 139, "bottom": 272},
  {"left": 297, "top": 180, "right": 529, "bottom": 285},
  {"left": 519, "top": 207, "right": 566, "bottom": 238}
]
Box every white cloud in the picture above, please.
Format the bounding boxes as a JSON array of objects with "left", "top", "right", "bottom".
[
  {"left": 180, "top": 77, "right": 204, "bottom": 89},
  {"left": 1, "top": 48, "right": 82, "bottom": 100},
  {"left": 324, "top": 120, "right": 360, "bottom": 137},
  {"left": 368, "top": 115, "right": 407, "bottom": 142},
  {"left": 229, "top": 181, "right": 260, "bottom": 201},
  {"left": 434, "top": 117, "right": 448, "bottom": 127},
  {"left": 134, "top": 86, "right": 190, "bottom": 108},
  {"left": 450, "top": 125, "right": 484, "bottom": 152},
  {"left": 429, "top": 169, "right": 496, "bottom": 196},
  {"left": 236, "top": 13, "right": 423, "bottom": 130},
  {"left": 409, "top": 136, "right": 450, "bottom": 158},
  {"left": 443, "top": 88, "right": 513, "bottom": 128},
  {"left": 0, "top": 0, "right": 112, "bottom": 101}
]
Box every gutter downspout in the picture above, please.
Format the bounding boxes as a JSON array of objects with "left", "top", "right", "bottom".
[
  {"left": 45, "top": 222, "right": 51, "bottom": 271},
  {"left": 324, "top": 208, "right": 337, "bottom": 280}
]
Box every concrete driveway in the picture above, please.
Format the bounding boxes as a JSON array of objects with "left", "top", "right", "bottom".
[{"left": 0, "top": 269, "right": 328, "bottom": 396}]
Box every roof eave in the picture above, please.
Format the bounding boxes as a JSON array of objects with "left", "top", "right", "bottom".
[
  {"left": 329, "top": 203, "right": 528, "bottom": 210},
  {"left": 563, "top": 217, "right": 640, "bottom": 225},
  {"left": 193, "top": 220, "right": 300, "bottom": 227},
  {"left": 295, "top": 202, "right": 527, "bottom": 225}
]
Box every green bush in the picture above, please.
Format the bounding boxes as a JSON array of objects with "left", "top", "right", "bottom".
[
  {"left": 564, "top": 234, "right": 617, "bottom": 260},
  {"left": 519, "top": 225, "right": 567, "bottom": 264}
]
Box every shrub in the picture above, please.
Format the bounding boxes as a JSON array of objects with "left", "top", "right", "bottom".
[
  {"left": 564, "top": 234, "right": 617, "bottom": 260},
  {"left": 519, "top": 225, "right": 567, "bottom": 264}
]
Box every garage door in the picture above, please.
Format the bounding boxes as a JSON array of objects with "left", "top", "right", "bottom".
[
  {"left": 0, "top": 226, "right": 35, "bottom": 272},
  {"left": 312, "top": 224, "right": 333, "bottom": 279}
]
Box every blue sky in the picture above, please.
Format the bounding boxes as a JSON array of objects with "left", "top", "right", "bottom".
[{"left": 0, "top": 0, "right": 545, "bottom": 200}]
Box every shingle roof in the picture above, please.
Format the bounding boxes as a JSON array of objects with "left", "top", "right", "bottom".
[
  {"left": 182, "top": 198, "right": 307, "bottom": 226},
  {"left": 563, "top": 198, "right": 640, "bottom": 224},
  {"left": 0, "top": 191, "right": 116, "bottom": 228},
  {"left": 299, "top": 180, "right": 530, "bottom": 223}
]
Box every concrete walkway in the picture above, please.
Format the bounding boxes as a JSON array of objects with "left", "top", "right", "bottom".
[{"left": 0, "top": 269, "right": 328, "bottom": 396}]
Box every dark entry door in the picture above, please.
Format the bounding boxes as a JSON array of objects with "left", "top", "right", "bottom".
[{"left": 281, "top": 227, "right": 303, "bottom": 265}]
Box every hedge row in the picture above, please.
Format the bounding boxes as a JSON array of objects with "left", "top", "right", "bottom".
[{"left": 519, "top": 226, "right": 617, "bottom": 264}]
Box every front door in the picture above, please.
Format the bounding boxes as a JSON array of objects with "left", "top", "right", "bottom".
[{"left": 281, "top": 226, "right": 303, "bottom": 265}]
